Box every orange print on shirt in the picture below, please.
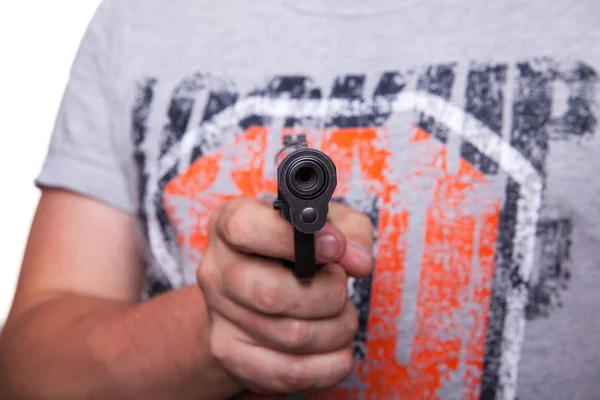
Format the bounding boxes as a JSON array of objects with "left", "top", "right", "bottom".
[{"left": 163, "top": 125, "right": 501, "bottom": 399}]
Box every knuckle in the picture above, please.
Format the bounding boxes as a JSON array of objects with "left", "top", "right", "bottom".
[
  {"left": 346, "top": 302, "right": 359, "bottom": 337},
  {"left": 196, "top": 264, "right": 208, "bottom": 287},
  {"left": 250, "top": 282, "right": 285, "bottom": 315},
  {"left": 220, "top": 258, "right": 243, "bottom": 290},
  {"left": 207, "top": 209, "right": 220, "bottom": 236},
  {"left": 196, "top": 252, "right": 224, "bottom": 305},
  {"left": 211, "top": 341, "right": 234, "bottom": 372},
  {"left": 280, "top": 320, "right": 312, "bottom": 349},
  {"left": 209, "top": 335, "right": 225, "bottom": 361},
  {"left": 277, "top": 360, "right": 312, "bottom": 392},
  {"left": 312, "top": 265, "right": 348, "bottom": 315},
  {"left": 333, "top": 288, "right": 348, "bottom": 314},
  {"left": 209, "top": 327, "right": 231, "bottom": 365},
  {"left": 329, "top": 274, "right": 349, "bottom": 313},
  {"left": 196, "top": 256, "right": 215, "bottom": 287},
  {"left": 339, "top": 349, "right": 355, "bottom": 378},
  {"left": 221, "top": 201, "right": 252, "bottom": 251}
]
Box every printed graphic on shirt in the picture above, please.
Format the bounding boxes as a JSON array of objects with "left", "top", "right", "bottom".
[{"left": 130, "top": 57, "right": 597, "bottom": 400}]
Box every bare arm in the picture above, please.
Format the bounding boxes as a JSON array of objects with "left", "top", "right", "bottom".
[{"left": 0, "top": 189, "right": 242, "bottom": 400}]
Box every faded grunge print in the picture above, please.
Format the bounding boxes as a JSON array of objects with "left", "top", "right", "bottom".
[{"left": 130, "top": 58, "right": 597, "bottom": 400}]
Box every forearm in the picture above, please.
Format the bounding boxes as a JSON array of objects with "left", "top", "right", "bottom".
[{"left": 0, "top": 285, "right": 243, "bottom": 400}]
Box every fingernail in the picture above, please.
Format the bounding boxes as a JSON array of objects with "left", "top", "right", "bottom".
[
  {"left": 348, "top": 241, "right": 373, "bottom": 266},
  {"left": 316, "top": 234, "right": 340, "bottom": 260}
]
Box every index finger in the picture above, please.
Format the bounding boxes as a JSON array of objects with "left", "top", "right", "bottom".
[{"left": 213, "top": 198, "right": 347, "bottom": 264}]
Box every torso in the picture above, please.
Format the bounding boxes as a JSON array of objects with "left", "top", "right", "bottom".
[{"left": 112, "top": 1, "right": 600, "bottom": 398}]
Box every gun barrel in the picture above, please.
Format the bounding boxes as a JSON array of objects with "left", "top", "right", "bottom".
[{"left": 274, "top": 135, "right": 337, "bottom": 279}]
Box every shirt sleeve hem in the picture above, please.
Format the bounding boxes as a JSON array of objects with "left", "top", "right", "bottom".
[{"left": 34, "top": 153, "right": 136, "bottom": 216}]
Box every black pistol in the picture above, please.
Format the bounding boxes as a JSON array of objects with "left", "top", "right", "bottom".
[{"left": 273, "top": 134, "right": 337, "bottom": 279}]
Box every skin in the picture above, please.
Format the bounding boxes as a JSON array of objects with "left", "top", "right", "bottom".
[{"left": 0, "top": 188, "right": 374, "bottom": 399}]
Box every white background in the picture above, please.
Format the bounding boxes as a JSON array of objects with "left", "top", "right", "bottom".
[{"left": 0, "top": 0, "right": 101, "bottom": 323}]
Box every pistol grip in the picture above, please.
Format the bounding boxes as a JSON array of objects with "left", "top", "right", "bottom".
[{"left": 292, "top": 229, "right": 317, "bottom": 279}]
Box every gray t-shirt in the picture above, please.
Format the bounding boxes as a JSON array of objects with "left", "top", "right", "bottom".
[{"left": 36, "top": 0, "right": 600, "bottom": 399}]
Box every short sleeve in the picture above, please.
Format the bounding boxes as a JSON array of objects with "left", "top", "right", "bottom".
[{"left": 35, "top": 0, "right": 134, "bottom": 214}]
